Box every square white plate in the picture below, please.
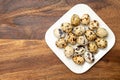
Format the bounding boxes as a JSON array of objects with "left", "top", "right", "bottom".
[{"left": 45, "top": 4, "right": 115, "bottom": 74}]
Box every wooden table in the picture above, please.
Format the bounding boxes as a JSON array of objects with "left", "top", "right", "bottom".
[{"left": 0, "top": 0, "right": 120, "bottom": 80}]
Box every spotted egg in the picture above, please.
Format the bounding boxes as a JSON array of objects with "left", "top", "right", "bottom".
[
  {"left": 84, "top": 51, "right": 94, "bottom": 63},
  {"left": 74, "top": 45, "right": 86, "bottom": 55},
  {"left": 54, "top": 28, "right": 65, "bottom": 38}
]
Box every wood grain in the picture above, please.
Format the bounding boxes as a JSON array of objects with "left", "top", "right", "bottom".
[{"left": 0, "top": 0, "right": 120, "bottom": 80}]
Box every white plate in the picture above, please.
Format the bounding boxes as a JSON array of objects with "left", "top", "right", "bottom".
[{"left": 45, "top": 4, "right": 115, "bottom": 74}]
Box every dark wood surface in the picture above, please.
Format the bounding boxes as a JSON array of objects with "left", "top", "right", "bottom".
[{"left": 0, "top": 0, "right": 120, "bottom": 80}]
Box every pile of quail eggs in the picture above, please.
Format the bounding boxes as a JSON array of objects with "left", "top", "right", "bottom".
[{"left": 54, "top": 14, "right": 108, "bottom": 65}]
